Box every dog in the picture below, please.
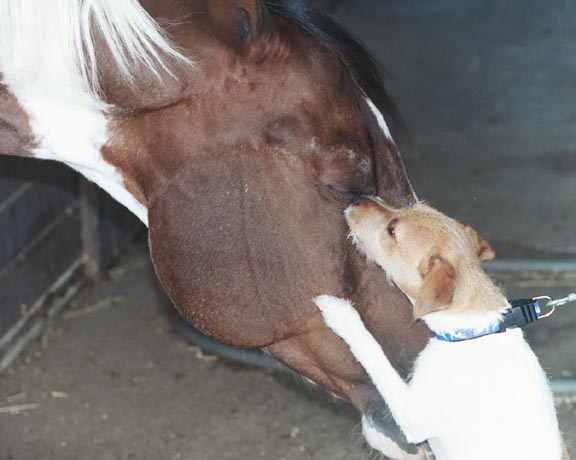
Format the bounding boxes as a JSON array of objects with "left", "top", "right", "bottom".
[{"left": 315, "top": 198, "right": 565, "bottom": 460}]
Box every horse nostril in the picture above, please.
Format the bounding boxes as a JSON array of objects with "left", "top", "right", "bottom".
[
  {"left": 324, "top": 185, "right": 370, "bottom": 204},
  {"left": 351, "top": 193, "right": 366, "bottom": 205}
]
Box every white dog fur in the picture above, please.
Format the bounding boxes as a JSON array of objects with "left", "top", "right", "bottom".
[
  {"left": 315, "top": 295, "right": 562, "bottom": 460},
  {"left": 314, "top": 199, "right": 564, "bottom": 460}
]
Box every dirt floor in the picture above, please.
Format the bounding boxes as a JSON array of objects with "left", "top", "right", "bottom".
[{"left": 2, "top": 0, "right": 576, "bottom": 459}]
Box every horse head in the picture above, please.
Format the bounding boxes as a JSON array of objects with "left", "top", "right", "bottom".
[{"left": 0, "top": 0, "right": 431, "bottom": 457}]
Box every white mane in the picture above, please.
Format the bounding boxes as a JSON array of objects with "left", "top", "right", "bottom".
[{"left": 0, "top": 0, "right": 192, "bottom": 93}]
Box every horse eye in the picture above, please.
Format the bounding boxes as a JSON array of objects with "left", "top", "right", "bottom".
[{"left": 387, "top": 218, "right": 398, "bottom": 237}]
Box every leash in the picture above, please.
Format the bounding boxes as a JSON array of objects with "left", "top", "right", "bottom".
[{"left": 435, "top": 292, "right": 576, "bottom": 342}]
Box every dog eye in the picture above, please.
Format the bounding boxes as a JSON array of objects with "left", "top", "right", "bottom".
[{"left": 387, "top": 218, "right": 398, "bottom": 237}]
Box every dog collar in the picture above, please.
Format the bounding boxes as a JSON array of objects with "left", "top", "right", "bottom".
[{"left": 434, "top": 297, "right": 546, "bottom": 342}]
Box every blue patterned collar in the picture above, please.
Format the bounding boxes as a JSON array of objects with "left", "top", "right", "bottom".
[
  {"left": 435, "top": 319, "right": 502, "bottom": 342},
  {"left": 434, "top": 298, "right": 543, "bottom": 342}
]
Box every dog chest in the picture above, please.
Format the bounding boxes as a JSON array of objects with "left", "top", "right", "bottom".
[{"left": 408, "top": 331, "right": 561, "bottom": 459}]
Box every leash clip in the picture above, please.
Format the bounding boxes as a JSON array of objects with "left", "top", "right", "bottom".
[
  {"left": 544, "top": 292, "right": 576, "bottom": 310},
  {"left": 529, "top": 292, "right": 576, "bottom": 321},
  {"left": 505, "top": 293, "right": 576, "bottom": 328},
  {"left": 500, "top": 297, "right": 548, "bottom": 332},
  {"left": 532, "top": 295, "right": 554, "bottom": 319},
  {"left": 500, "top": 296, "right": 555, "bottom": 332}
]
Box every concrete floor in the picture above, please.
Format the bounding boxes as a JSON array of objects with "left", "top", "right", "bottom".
[{"left": 2, "top": 0, "right": 576, "bottom": 459}]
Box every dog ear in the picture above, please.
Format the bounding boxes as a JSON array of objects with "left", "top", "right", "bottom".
[
  {"left": 414, "top": 256, "right": 456, "bottom": 318},
  {"left": 208, "top": 0, "right": 270, "bottom": 54},
  {"left": 461, "top": 224, "right": 495, "bottom": 262}
]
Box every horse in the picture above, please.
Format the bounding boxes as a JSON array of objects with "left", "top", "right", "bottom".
[{"left": 0, "top": 0, "right": 431, "bottom": 458}]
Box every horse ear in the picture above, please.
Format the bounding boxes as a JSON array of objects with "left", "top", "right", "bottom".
[
  {"left": 461, "top": 224, "right": 495, "bottom": 262},
  {"left": 414, "top": 256, "right": 456, "bottom": 318},
  {"left": 208, "top": 0, "right": 269, "bottom": 53}
]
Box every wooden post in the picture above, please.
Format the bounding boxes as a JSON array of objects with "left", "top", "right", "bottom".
[{"left": 79, "top": 178, "right": 103, "bottom": 281}]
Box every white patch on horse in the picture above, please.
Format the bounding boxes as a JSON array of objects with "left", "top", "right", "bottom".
[
  {"left": 0, "top": 0, "right": 193, "bottom": 226},
  {"left": 364, "top": 98, "right": 418, "bottom": 201},
  {"left": 16, "top": 85, "right": 148, "bottom": 225},
  {"left": 365, "top": 98, "right": 394, "bottom": 143}
]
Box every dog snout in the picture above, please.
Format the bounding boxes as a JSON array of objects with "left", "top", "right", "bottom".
[{"left": 346, "top": 196, "right": 393, "bottom": 227}]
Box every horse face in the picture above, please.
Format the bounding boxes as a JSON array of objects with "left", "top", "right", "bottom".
[{"left": 102, "top": 0, "right": 430, "bottom": 455}]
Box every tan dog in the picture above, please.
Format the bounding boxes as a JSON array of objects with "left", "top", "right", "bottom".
[
  {"left": 345, "top": 198, "right": 498, "bottom": 320},
  {"left": 315, "top": 198, "right": 565, "bottom": 460}
]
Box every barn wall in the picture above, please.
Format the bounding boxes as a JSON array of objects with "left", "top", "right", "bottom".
[{"left": 0, "top": 156, "right": 141, "bottom": 371}]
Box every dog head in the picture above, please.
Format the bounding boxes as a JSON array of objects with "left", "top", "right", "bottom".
[{"left": 345, "top": 198, "right": 495, "bottom": 318}]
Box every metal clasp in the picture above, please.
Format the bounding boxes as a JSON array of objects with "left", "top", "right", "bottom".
[
  {"left": 532, "top": 295, "right": 554, "bottom": 319},
  {"left": 545, "top": 292, "right": 576, "bottom": 309}
]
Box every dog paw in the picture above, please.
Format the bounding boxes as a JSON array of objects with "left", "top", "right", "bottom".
[{"left": 314, "top": 295, "right": 362, "bottom": 335}]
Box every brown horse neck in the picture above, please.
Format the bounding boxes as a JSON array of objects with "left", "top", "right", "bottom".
[{"left": 0, "top": 2, "right": 428, "bottom": 456}]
